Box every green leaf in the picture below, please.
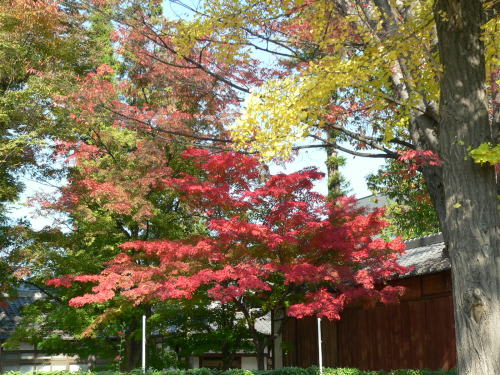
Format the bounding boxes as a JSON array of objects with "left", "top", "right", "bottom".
[{"left": 470, "top": 143, "right": 500, "bottom": 165}]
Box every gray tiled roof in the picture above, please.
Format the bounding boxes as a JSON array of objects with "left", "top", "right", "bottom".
[
  {"left": 398, "top": 233, "right": 449, "bottom": 277},
  {"left": 357, "top": 194, "right": 388, "bottom": 211},
  {"left": 356, "top": 195, "right": 449, "bottom": 277},
  {"left": 0, "top": 285, "right": 45, "bottom": 340},
  {"left": 356, "top": 196, "right": 449, "bottom": 277},
  {"left": 0, "top": 297, "right": 35, "bottom": 340}
]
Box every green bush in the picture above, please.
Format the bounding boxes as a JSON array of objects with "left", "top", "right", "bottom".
[
  {"left": 0, "top": 366, "right": 457, "bottom": 375},
  {"left": 324, "top": 369, "right": 366, "bottom": 375},
  {"left": 275, "top": 367, "right": 311, "bottom": 375},
  {"left": 222, "top": 370, "right": 254, "bottom": 375},
  {"left": 324, "top": 369, "right": 384, "bottom": 375}
]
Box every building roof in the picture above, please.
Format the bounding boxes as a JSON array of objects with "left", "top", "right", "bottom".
[
  {"left": 0, "top": 297, "right": 34, "bottom": 340},
  {"left": 356, "top": 194, "right": 388, "bottom": 211},
  {"left": 398, "top": 233, "right": 449, "bottom": 277},
  {"left": 355, "top": 196, "right": 449, "bottom": 277},
  {"left": 0, "top": 285, "right": 45, "bottom": 340}
]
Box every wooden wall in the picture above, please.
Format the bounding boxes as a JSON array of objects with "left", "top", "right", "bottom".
[{"left": 282, "top": 271, "right": 456, "bottom": 371}]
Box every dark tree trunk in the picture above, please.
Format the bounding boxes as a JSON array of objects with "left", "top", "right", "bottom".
[
  {"left": 256, "top": 350, "right": 266, "bottom": 371},
  {"left": 238, "top": 303, "right": 269, "bottom": 371},
  {"left": 419, "top": 163, "right": 448, "bottom": 238},
  {"left": 250, "top": 333, "right": 268, "bottom": 370},
  {"left": 433, "top": 1, "right": 500, "bottom": 374},
  {"left": 123, "top": 337, "right": 142, "bottom": 371},
  {"left": 221, "top": 342, "right": 238, "bottom": 370},
  {"left": 221, "top": 356, "right": 233, "bottom": 370},
  {"left": 120, "top": 319, "right": 142, "bottom": 372}
]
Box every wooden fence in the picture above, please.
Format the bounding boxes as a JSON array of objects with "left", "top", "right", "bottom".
[{"left": 282, "top": 271, "right": 456, "bottom": 371}]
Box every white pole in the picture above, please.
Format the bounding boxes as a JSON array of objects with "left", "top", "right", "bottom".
[
  {"left": 142, "top": 315, "right": 146, "bottom": 373},
  {"left": 317, "top": 317, "right": 323, "bottom": 375}
]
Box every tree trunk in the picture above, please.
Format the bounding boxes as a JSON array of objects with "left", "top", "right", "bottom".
[
  {"left": 434, "top": 1, "right": 500, "bottom": 374},
  {"left": 221, "top": 343, "right": 238, "bottom": 370},
  {"left": 251, "top": 333, "right": 268, "bottom": 370},
  {"left": 419, "top": 163, "right": 448, "bottom": 239},
  {"left": 124, "top": 338, "right": 142, "bottom": 371},
  {"left": 325, "top": 127, "right": 345, "bottom": 199},
  {"left": 121, "top": 322, "right": 142, "bottom": 372},
  {"left": 256, "top": 350, "right": 266, "bottom": 371}
]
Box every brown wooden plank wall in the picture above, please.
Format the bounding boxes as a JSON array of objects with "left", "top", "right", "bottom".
[{"left": 282, "top": 271, "right": 456, "bottom": 371}]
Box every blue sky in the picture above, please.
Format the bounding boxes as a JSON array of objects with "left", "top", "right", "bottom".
[{"left": 268, "top": 146, "right": 384, "bottom": 198}]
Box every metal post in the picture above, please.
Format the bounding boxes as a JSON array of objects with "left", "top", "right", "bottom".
[
  {"left": 317, "top": 317, "right": 323, "bottom": 375},
  {"left": 142, "top": 315, "right": 146, "bottom": 373}
]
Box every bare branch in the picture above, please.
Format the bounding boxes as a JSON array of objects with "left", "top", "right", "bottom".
[
  {"left": 325, "top": 122, "right": 415, "bottom": 149},
  {"left": 309, "top": 134, "right": 398, "bottom": 159}
]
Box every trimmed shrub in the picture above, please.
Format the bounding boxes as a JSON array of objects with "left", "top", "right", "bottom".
[
  {"left": 387, "top": 370, "right": 457, "bottom": 375},
  {"left": 324, "top": 369, "right": 384, "bottom": 375},
  {"left": 0, "top": 366, "right": 456, "bottom": 375}
]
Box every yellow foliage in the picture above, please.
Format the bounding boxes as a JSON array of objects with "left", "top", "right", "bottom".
[{"left": 172, "top": 0, "right": 498, "bottom": 160}]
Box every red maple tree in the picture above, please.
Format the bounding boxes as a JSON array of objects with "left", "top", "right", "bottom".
[{"left": 49, "top": 148, "right": 408, "bottom": 366}]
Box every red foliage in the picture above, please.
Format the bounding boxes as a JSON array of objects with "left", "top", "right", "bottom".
[
  {"left": 398, "top": 149, "right": 441, "bottom": 174},
  {"left": 49, "top": 150, "right": 409, "bottom": 320}
]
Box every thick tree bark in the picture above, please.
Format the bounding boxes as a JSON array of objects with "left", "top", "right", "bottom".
[
  {"left": 221, "top": 341, "right": 239, "bottom": 370},
  {"left": 118, "top": 319, "right": 142, "bottom": 371},
  {"left": 250, "top": 329, "right": 268, "bottom": 370},
  {"left": 433, "top": 1, "right": 500, "bottom": 374},
  {"left": 123, "top": 336, "right": 142, "bottom": 371},
  {"left": 255, "top": 348, "right": 266, "bottom": 371}
]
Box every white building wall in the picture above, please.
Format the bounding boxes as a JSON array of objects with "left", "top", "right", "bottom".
[
  {"left": 0, "top": 345, "right": 89, "bottom": 373},
  {"left": 241, "top": 356, "right": 258, "bottom": 370},
  {"left": 17, "top": 343, "right": 34, "bottom": 351},
  {"left": 187, "top": 355, "right": 267, "bottom": 370},
  {"left": 272, "top": 309, "right": 284, "bottom": 369},
  {"left": 241, "top": 356, "right": 268, "bottom": 370},
  {"left": 189, "top": 356, "right": 200, "bottom": 368}
]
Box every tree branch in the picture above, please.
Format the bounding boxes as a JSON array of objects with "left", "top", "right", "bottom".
[
  {"left": 135, "top": 16, "right": 251, "bottom": 94},
  {"left": 325, "top": 122, "right": 415, "bottom": 150},
  {"left": 22, "top": 280, "right": 63, "bottom": 304},
  {"left": 103, "top": 105, "right": 232, "bottom": 144},
  {"left": 309, "top": 134, "right": 398, "bottom": 159}
]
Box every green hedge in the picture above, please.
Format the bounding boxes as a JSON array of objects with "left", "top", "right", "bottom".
[{"left": 1, "top": 367, "right": 457, "bottom": 375}]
